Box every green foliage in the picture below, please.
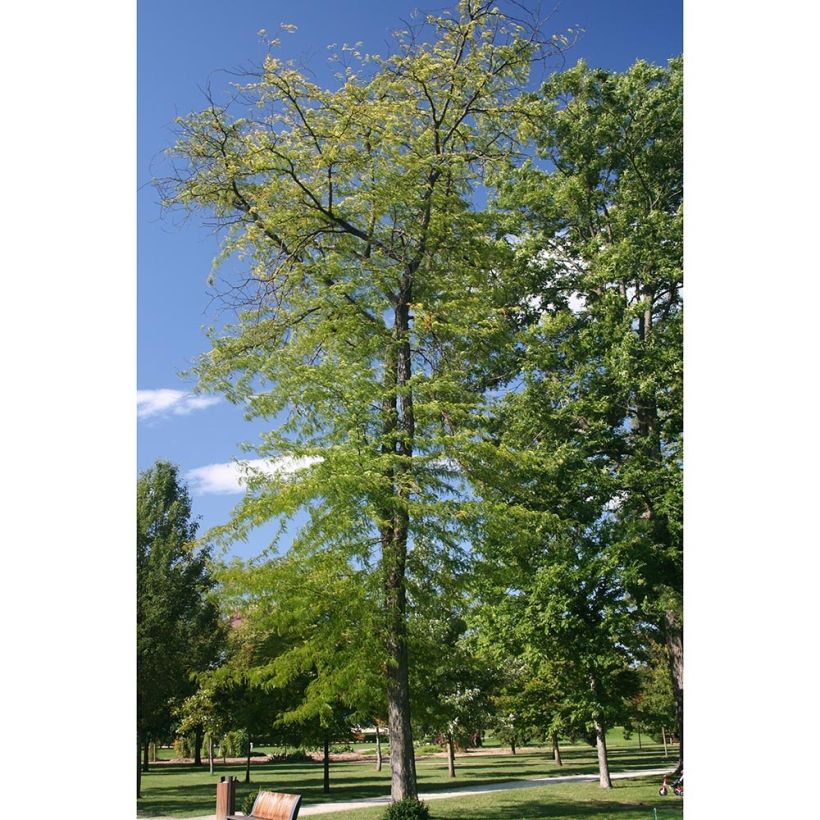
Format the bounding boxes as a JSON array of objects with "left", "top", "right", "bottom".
[
  {"left": 382, "top": 798, "right": 430, "bottom": 820},
  {"left": 241, "top": 788, "right": 261, "bottom": 816},
  {"left": 173, "top": 734, "right": 196, "bottom": 759},
  {"left": 467, "top": 55, "right": 683, "bottom": 780},
  {"left": 218, "top": 729, "right": 249, "bottom": 759},
  {"left": 268, "top": 748, "right": 314, "bottom": 763},
  {"left": 137, "top": 461, "right": 224, "bottom": 746},
  {"left": 631, "top": 638, "right": 677, "bottom": 735},
  {"left": 409, "top": 603, "right": 492, "bottom": 749}
]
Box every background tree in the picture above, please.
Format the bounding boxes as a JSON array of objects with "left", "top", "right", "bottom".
[
  {"left": 520, "top": 533, "right": 642, "bottom": 788},
  {"left": 136, "top": 460, "right": 222, "bottom": 797},
  {"left": 472, "top": 508, "right": 642, "bottom": 788},
  {"left": 219, "top": 547, "right": 383, "bottom": 791},
  {"left": 160, "top": 0, "right": 566, "bottom": 801},
  {"left": 176, "top": 681, "right": 234, "bottom": 774},
  {"left": 409, "top": 607, "right": 490, "bottom": 777},
  {"left": 630, "top": 637, "right": 678, "bottom": 755}
]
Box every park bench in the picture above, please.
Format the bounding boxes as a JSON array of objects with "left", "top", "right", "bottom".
[
  {"left": 228, "top": 790, "right": 302, "bottom": 820},
  {"left": 216, "top": 778, "right": 301, "bottom": 820}
]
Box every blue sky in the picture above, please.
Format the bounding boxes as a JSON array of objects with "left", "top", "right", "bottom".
[{"left": 138, "top": 0, "right": 683, "bottom": 560}]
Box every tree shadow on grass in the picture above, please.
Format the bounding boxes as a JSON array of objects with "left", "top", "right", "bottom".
[{"left": 428, "top": 796, "right": 683, "bottom": 819}]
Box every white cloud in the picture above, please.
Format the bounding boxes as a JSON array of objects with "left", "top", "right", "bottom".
[
  {"left": 185, "top": 456, "right": 322, "bottom": 495},
  {"left": 137, "top": 389, "right": 221, "bottom": 420}
]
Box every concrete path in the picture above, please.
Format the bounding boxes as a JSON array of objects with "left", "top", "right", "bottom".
[
  {"left": 137, "top": 767, "right": 672, "bottom": 819},
  {"left": 299, "top": 768, "right": 671, "bottom": 816}
]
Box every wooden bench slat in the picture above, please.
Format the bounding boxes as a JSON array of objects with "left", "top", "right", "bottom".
[{"left": 226, "top": 789, "right": 301, "bottom": 820}]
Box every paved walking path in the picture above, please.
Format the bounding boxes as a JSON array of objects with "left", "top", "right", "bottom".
[{"left": 137, "top": 767, "right": 672, "bottom": 819}]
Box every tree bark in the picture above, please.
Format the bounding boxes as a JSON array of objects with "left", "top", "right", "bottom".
[
  {"left": 663, "top": 610, "right": 684, "bottom": 773},
  {"left": 375, "top": 723, "right": 383, "bottom": 772},
  {"left": 194, "top": 724, "right": 204, "bottom": 767},
  {"left": 137, "top": 737, "right": 142, "bottom": 799},
  {"left": 142, "top": 739, "right": 150, "bottom": 772},
  {"left": 382, "top": 289, "right": 418, "bottom": 802},
  {"left": 323, "top": 732, "right": 330, "bottom": 793},
  {"left": 446, "top": 732, "right": 456, "bottom": 778},
  {"left": 510, "top": 737, "right": 516, "bottom": 755},
  {"left": 594, "top": 720, "right": 613, "bottom": 789},
  {"left": 552, "top": 733, "right": 562, "bottom": 766},
  {"left": 209, "top": 735, "right": 214, "bottom": 775},
  {"left": 662, "top": 726, "right": 668, "bottom": 757},
  {"left": 385, "top": 562, "right": 417, "bottom": 801}
]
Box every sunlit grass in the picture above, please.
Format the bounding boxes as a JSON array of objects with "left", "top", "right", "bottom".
[
  {"left": 137, "top": 733, "right": 679, "bottom": 817},
  {"left": 317, "top": 776, "right": 683, "bottom": 819}
]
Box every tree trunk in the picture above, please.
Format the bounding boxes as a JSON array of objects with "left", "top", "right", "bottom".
[
  {"left": 510, "top": 737, "right": 516, "bottom": 755},
  {"left": 662, "top": 726, "right": 668, "bottom": 757},
  {"left": 637, "top": 728, "right": 642, "bottom": 750},
  {"left": 323, "top": 732, "right": 331, "bottom": 793},
  {"left": 375, "top": 723, "right": 383, "bottom": 772},
  {"left": 194, "top": 724, "right": 204, "bottom": 767},
  {"left": 446, "top": 732, "right": 456, "bottom": 778},
  {"left": 244, "top": 734, "right": 251, "bottom": 784},
  {"left": 382, "top": 291, "right": 418, "bottom": 802},
  {"left": 137, "top": 737, "right": 142, "bottom": 799},
  {"left": 663, "top": 610, "right": 684, "bottom": 773},
  {"left": 552, "top": 733, "right": 562, "bottom": 766},
  {"left": 142, "top": 739, "right": 150, "bottom": 772},
  {"left": 594, "top": 720, "right": 613, "bottom": 789},
  {"left": 209, "top": 735, "right": 214, "bottom": 775},
  {"left": 385, "top": 585, "right": 417, "bottom": 801}
]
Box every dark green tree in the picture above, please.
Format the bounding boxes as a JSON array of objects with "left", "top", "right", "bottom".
[
  {"left": 481, "top": 56, "right": 683, "bottom": 771},
  {"left": 136, "top": 460, "right": 222, "bottom": 797}
]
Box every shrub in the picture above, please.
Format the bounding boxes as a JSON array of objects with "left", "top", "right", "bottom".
[
  {"left": 218, "top": 729, "right": 249, "bottom": 759},
  {"left": 382, "top": 798, "right": 430, "bottom": 820},
  {"left": 267, "top": 747, "right": 312, "bottom": 763},
  {"left": 241, "top": 788, "right": 261, "bottom": 816},
  {"left": 173, "top": 734, "right": 194, "bottom": 758}
]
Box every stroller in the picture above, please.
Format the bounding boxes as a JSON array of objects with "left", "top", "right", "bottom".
[{"left": 659, "top": 771, "right": 683, "bottom": 797}]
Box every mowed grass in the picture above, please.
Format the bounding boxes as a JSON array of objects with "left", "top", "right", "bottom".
[
  {"left": 317, "top": 777, "right": 683, "bottom": 819},
  {"left": 137, "top": 732, "right": 679, "bottom": 818}
]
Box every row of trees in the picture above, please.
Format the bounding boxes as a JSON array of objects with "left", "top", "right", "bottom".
[
  {"left": 140, "top": 0, "right": 682, "bottom": 803},
  {"left": 136, "top": 458, "right": 677, "bottom": 792}
]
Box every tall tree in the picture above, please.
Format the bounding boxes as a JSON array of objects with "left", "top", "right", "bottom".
[
  {"left": 160, "top": 1, "right": 563, "bottom": 800},
  {"left": 136, "top": 460, "right": 222, "bottom": 797},
  {"left": 485, "top": 56, "right": 683, "bottom": 769}
]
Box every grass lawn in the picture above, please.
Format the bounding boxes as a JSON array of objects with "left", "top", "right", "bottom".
[
  {"left": 316, "top": 777, "right": 683, "bottom": 819},
  {"left": 137, "top": 734, "right": 679, "bottom": 818}
]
